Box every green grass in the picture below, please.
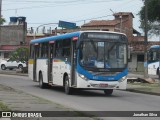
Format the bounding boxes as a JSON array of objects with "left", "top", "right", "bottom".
[
  {"left": 128, "top": 82, "right": 160, "bottom": 87},
  {"left": 0, "top": 101, "right": 11, "bottom": 111}
]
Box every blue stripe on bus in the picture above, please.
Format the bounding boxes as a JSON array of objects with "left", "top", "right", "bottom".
[
  {"left": 150, "top": 45, "right": 160, "bottom": 49},
  {"left": 30, "top": 32, "right": 80, "bottom": 44},
  {"left": 77, "top": 63, "right": 128, "bottom": 81}
]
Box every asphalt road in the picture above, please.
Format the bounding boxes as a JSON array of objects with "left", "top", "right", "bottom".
[{"left": 0, "top": 74, "right": 160, "bottom": 120}]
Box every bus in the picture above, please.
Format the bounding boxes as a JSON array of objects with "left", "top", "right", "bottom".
[
  {"left": 148, "top": 45, "right": 160, "bottom": 75},
  {"left": 28, "top": 31, "right": 128, "bottom": 95}
]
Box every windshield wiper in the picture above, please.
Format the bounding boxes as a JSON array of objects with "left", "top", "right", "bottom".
[{"left": 90, "top": 39, "right": 97, "bottom": 52}]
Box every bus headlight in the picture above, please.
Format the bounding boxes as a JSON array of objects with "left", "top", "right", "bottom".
[
  {"left": 118, "top": 76, "right": 127, "bottom": 82},
  {"left": 78, "top": 74, "right": 88, "bottom": 81}
]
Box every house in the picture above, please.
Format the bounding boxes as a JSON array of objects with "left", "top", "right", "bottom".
[
  {"left": 80, "top": 12, "right": 160, "bottom": 72},
  {"left": 0, "top": 17, "right": 49, "bottom": 62},
  {"left": 52, "top": 12, "right": 160, "bottom": 72},
  {"left": 0, "top": 17, "right": 27, "bottom": 62}
]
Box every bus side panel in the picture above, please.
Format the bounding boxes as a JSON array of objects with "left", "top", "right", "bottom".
[
  {"left": 52, "top": 60, "right": 71, "bottom": 86},
  {"left": 148, "top": 62, "right": 159, "bottom": 75},
  {"left": 36, "top": 59, "right": 48, "bottom": 83},
  {"left": 28, "top": 59, "right": 34, "bottom": 80}
]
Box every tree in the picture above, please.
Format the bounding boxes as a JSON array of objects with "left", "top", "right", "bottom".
[
  {"left": 0, "top": 16, "right": 6, "bottom": 25},
  {"left": 138, "top": 0, "right": 160, "bottom": 32},
  {"left": 9, "top": 47, "right": 29, "bottom": 68}
]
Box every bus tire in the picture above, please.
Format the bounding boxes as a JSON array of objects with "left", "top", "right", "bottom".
[
  {"left": 104, "top": 89, "right": 113, "bottom": 95},
  {"left": 64, "top": 76, "right": 72, "bottom": 95},
  {"left": 39, "top": 73, "right": 47, "bottom": 89}
]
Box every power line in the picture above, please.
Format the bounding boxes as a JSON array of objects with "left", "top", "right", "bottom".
[
  {"left": 27, "top": 14, "right": 113, "bottom": 27},
  {"left": 2, "top": 0, "right": 131, "bottom": 11}
]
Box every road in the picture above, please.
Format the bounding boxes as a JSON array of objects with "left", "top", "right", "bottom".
[{"left": 0, "top": 74, "right": 160, "bottom": 120}]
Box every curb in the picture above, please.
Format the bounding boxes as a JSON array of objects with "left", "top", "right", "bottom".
[{"left": 0, "top": 72, "right": 28, "bottom": 77}]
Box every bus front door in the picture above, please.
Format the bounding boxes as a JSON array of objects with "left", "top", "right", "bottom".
[{"left": 33, "top": 45, "right": 39, "bottom": 81}]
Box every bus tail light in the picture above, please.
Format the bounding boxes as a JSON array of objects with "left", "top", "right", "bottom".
[
  {"left": 49, "top": 41, "right": 55, "bottom": 44},
  {"left": 72, "top": 36, "right": 78, "bottom": 41}
]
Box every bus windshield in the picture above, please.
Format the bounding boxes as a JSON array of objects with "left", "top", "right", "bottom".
[
  {"left": 79, "top": 38, "right": 127, "bottom": 71},
  {"left": 148, "top": 48, "right": 159, "bottom": 62}
]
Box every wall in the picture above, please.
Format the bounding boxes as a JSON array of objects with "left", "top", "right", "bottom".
[
  {"left": 0, "top": 25, "right": 25, "bottom": 45},
  {"left": 128, "top": 53, "right": 137, "bottom": 71}
]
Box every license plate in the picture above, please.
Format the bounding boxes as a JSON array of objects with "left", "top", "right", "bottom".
[{"left": 99, "top": 83, "right": 108, "bottom": 87}]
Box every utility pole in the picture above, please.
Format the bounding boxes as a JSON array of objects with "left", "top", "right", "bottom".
[
  {"left": 0, "top": 0, "right": 2, "bottom": 23},
  {"left": 0, "top": 0, "right": 2, "bottom": 43},
  {"left": 144, "top": 0, "right": 148, "bottom": 78}
]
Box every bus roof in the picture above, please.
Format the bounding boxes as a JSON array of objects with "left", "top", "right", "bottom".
[
  {"left": 150, "top": 45, "right": 160, "bottom": 49},
  {"left": 30, "top": 31, "right": 80, "bottom": 44},
  {"left": 30, "top": 31, "right": 126, "bottom": 44}
]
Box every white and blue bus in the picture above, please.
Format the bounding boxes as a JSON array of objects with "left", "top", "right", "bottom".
[
  {"left": 28, "top": 31, "right": 128, "bottom": 95},
  {"left": 148, "top": 45, "right": 160, "bottom": 75}
]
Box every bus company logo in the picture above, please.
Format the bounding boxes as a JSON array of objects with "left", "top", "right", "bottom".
[{"left": 2, "top": 112, "right": 11, "bottom": 117}]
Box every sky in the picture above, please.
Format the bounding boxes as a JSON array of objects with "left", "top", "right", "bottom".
[{"left": 2, "top": 0, "right": 144, "bottom": 33}]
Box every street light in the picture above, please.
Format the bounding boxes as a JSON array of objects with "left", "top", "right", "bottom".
[{"left": 34, "top": 23, "right": 58, "bottom": 39}]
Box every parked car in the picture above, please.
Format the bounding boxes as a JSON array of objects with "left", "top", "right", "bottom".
[{"left": 0, "top": 59, "right": 26, "bottom": 70}]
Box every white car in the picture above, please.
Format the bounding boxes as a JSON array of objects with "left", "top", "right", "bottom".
[{"left": 0, "top": 59, "right": 26, "bottom": 70}]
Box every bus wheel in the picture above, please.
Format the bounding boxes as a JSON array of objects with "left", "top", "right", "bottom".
[
  {"left": 39, "top": 73, "right": 47, "bottom": 89},
  {"left": 64, "top": 76, "right": 72, "bottom": 95},
  {"left": 104, "top": 89, "right": 113, "bottom": 95}
]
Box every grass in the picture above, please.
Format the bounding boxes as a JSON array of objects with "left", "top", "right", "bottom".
[
  {"left": 128, "top": 82, "right": 160, "bottom": 94},
  {"left": 129, "top": 82, "right": 160, "bottom": 87},
  {"left": 0, "top": 101, "right": 11, "bottom": 111}
]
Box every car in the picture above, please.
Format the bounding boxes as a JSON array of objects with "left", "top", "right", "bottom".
[{"left": 0, "top": 59, "right": 26, "bottom": 70}]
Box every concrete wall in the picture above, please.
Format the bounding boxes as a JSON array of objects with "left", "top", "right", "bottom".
[
  {"left": 128, "top": 53, "right": 137, "bottom": 72},
  {"left": 0, "top": 25, "right": 26, "bottom": 45},
  {"left": 128, "top": 53, "right": 144, "bottom": 72},
  {"left": 137, "top": 62, "right": 144, "bottom": 72}
]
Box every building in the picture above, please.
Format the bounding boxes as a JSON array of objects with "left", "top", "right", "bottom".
[
  {"left": 80, "top": 12, "right": 160, "bottom": 72},
  {"left": 0, "top": 17, "right": 27, "bottom": 62},
  {"left": 0, "top": 17, "right": 49, "bottom": 62},
  {"left": 52, "top": 12, "right": 160, "bottom": 72}
]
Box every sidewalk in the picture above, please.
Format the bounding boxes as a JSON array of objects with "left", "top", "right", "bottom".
[{"left": 0, "top": 84, "right": 94, "bottom": 120}]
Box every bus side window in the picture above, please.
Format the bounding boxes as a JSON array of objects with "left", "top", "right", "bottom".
[
  {"left": 63, "top": 39, "right": 71, "bottom": 59},
  {"left": 30, "top": 44, "right": 34, "bottom": 59},
  {"left": 55, "top": 41, "right": 63, "bottom": 58},
  {"left": 40, "top": 43, "right": 48, "bottom": 58},
  {"left": 55, "top": 39, "right": 71, "bottom": 61},
  {"left": 35, "top": 45, "right": 39, "bottom": 58}
]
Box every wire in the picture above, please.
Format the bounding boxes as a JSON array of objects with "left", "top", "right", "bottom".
[{"left": 2, "top": 0, "right": 134, "bottom": 11}]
